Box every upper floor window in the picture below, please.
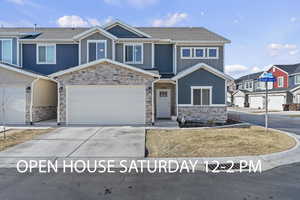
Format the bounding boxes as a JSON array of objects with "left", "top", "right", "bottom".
[
  {"left": 88, "top": 40, "right": 107, "bottom": 62},
  {"left": 191, "top": 86, "right": 212, "bottom": 106},
  {"left": 295, "top": 75, "right": 300, "bottom": 85},
  {"left": 0, "top": 39, "right": 12, "bottom": 64},
  {"left": 181, "top": 47, "right": 219, "bottom": 59},
  {"left": 181, "top": 48, "right": 192, "bottom": 58},
  {"left": 277, "top": 76, "right": 284, "bottom": 87},
  {"left": 124, "top": 43, "right": 143, "bottom": 64},
  {"left": 194, "top": 48, "right": 205, "bottom": 58},
  {"left": 207, "top": 48, "right": 218, "bottom": 58},
  {"left": 37, "top": 44, "right": 56, "bottom": 64},
  {"left": 245, "top": 81, "right": 253, "bottom": 89}
]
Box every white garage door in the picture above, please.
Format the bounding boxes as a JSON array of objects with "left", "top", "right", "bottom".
[
  {"left": 0, "top": 86, "right": 26, "bottom": 124},
  {"left": 234, "top": 97, "right": 244, "bottom": 107},
  {"left": 268, "top": 96, "right": 285, "bottom": 111},
  {"left": 249, "top": 96, "right": 263, "bottom": 109},
  {"left": 66, "top": 85, "right": 146, "bottom": 125}
]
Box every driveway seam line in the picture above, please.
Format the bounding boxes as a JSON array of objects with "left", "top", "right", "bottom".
[{"left": 65, "top": 127, "right": 104, "bottom": 158}]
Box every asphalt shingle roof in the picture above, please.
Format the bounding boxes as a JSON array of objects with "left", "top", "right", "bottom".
[
  {"left": 0, "top": 27, "right": 230, "bottom": 42},
  {"left": 274, "top": 63, "right": 300, "bottom": 74},
  {"left": 236, "top": 71, "right": 264, "bottom": 82}
]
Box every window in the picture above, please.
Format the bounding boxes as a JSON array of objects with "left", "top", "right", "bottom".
[
  {"left": 295, "top": 75, "right": 300, "bottom": 85},
  {"left": 191, "top": 86, "right": 212, "bottom": 106},
  {"left": 37, "top": 44, "right": 56, "bottom": 64},
  {"left": 207, "top": 48, "right": 218, "bottom": 58},
  {"left": 181, "top": 48, "right": 192, "bottom": 58},
  {"left": 124, "top": 44, "right": 143, "bottom": 64},
  {"left": 181, "top": 47, "right": 219, "bottom": 59},
  {"left": 277, "top": 76, "right": 284, "bottom": 88},
  {"left": 88, "top": 40, "right": 107, "bottom": 62},
  {"left": 194, "top": 48, "right": 205, "bottom": 58},
  {"left": 159, "top": 91, "right": 168, "bottom": 97},
  {"left": 0, "top": 39, "right": 12, "bottom": 64}
]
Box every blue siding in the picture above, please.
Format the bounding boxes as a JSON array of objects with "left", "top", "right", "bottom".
[
  {"left": 155, "top": 44, "right": 173, "bottom": 74},
  {"left": 22, "top": 44, "right": 79, "bottom": 75},
  {"left": 178, "top": 69, "right": 225, "bottom": 104},
  {"left": 107, "top": 25, "right": 144, "bottom": 38}
]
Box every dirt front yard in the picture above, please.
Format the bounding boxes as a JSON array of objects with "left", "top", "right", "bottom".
[
  {"left": 0, "top": 129, "right": 55, "bottom": 151},
  {"left": 146, "top": 126, "right": 296, "bottom": 157}
]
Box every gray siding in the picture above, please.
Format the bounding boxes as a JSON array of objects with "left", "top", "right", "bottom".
[
  {"left": 289, "top": 75, "right": 300, "bottom": 88},
  {"left": 176, "top": 46, "right": 224, "bottom": 73},
  {"left": 80, "top": 32, "right": 112, "bottom": 64},
  {"left": 107, "top": 25, "right": 144, "bottom": 38},
  {"left": 178, "top": 69, "right": 225, "bottom": 104},
  {"left": 0, "top": 37, "right": 18, "bottom": 65},
  {"left": 115, "top": 43, "right": 152, "bottom": 69},
  {"left": 22, "top": 44, "right": 79, "bottom": 75},
  {"left": 155, "top": 44, "right": 173, "bottom": 74}
]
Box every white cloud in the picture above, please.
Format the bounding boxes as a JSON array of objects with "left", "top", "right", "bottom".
[
  {"left": 290, "top": 17, "right": 297, "bottom": 22},
  {"left": 225, "top": 64, "right": 266, "bottom": 78},
  {"left": 56, "top": 16, "right": 113, "bottom": 27},
  {"left": 103, "top": 0, "right": 158, "bottom": 8},
  {"left": 57, "top": 15, "right": 88, "bottom": 27},
  {"left": 267, "top": 43, "right": 298, "bottom": 57},
  {"left": 152, "top": 12, "right": 188, "bottom": 27}
]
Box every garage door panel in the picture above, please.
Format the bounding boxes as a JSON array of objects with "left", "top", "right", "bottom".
[
  {"left": 235, "top": 97, "right": 244, "bottom": 107},
  {"left": 0, "top": 86, "right": 26, "bottom": 124},
  {"left": 249, "top": 96, "right": 263, "bottom": 109},
  {"left": 268, "top": 96, "right": 284, "bottom": 111},
  {"left": 67, "top": 86, "right": 146, "bottom": 125}
]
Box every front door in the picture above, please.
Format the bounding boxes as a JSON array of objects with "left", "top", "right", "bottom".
[{"left": 156, "top": 89, "right": 171, "bottom": 118}]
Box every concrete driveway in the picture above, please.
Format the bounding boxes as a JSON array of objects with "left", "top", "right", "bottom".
[{"left": 0, "top": 127, "right": 145, "bottom": 161}]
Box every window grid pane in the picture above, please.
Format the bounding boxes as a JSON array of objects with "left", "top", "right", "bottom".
[
  {"left": 38, "top": 46, "right": 46, "bottom": 63},
  {"left": 134, "top": 45, "right": 142, "bottom": 62},
  {"left": 96, "top": 42, "right": 106, "bottom": 59},
  {"left": 296, "top": 75, "right": 300, "bottom": 84},
  {"left": 208, "top": 49, "right": 217, "bottom": 57},
  {"left": 193, "top": 89, "right": 202, "bottom": 105},
  {"left": 202, "top": 89, "right": 210, "bottom": 105},
  {"left": 182, "top": 49, "right": 191, "bottom": 57},
  {"left": 195, "top": 49, "right": 204, "bottom": 57},
  {"left": 2, "top": 40, "right": 12, "bottom": 63},
  {"left": 125, "top": 45, "right": 133, "bottom": 62},
  {"left": 46, "top": 46, "right": 55, "bottom": 63}
]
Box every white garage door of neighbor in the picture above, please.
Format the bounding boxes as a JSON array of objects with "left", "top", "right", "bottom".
[
  {"left": 66, "top": 85, "right": 146, "bottom": 125},
  {"left": 249, "top": 96, "right": 263, "bottom": 109},
  {"left": 234, "top": 97, "right": 244, "bottom": 107},
  {"left": 268, "top": 96, "right": 285, "bottom": 111},
  {"left": 0, "top": 86, "right": 26, "bottom": 124}
]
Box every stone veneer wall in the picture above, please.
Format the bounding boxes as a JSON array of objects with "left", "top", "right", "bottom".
[
  {"left": 55, "top": 62, "right": 156, "bottom": 124},
  {"left": 25, "top": 87, "right": 31, "bottom": 123},
  {"left": 32, "top": 106, "right": 57, "bottom": 122},
  {"left": 178, "top": 106, "right": 227, "bottom": 123}
]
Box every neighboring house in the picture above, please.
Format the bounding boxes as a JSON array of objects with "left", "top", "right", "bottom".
[
  {"left": 233, "top": 63, "right": 300, "bottom": 110},
  {"left": 0, "top": 20, "right": 232, "bottom": 125}
]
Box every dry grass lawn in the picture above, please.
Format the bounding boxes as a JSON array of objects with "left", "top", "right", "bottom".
[
  {"left": 146, "top": 126, "right": 296, "bottom": 157},
  {"left": 0, "top": 129, "right": 55, "bottom": 151}
]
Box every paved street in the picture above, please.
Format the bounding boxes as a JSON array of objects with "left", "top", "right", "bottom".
[
  {"left": 229, "top": 110, "right": 300, "bottom": 136},
  {"left": 0, "top": 162, "right": 299, "bottom": 200}
]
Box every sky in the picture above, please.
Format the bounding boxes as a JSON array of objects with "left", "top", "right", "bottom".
[{"left": 1, "top": 0, "right": 299, "bottom": 78}]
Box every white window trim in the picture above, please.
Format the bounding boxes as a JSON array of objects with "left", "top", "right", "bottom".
[
  {"left": 277, "top": 76, "right": 284, "bottom": 88},
  {"left": 191, "top": 86, "right": 213, "bottom": 106},
  {"left": 295, "top": 75, "right": 300, "bottom": 85},
  {"left": 123, "top": 43, "right": 143, "bottom": 64},
  {"left": 36, "top": 43, "right": 56, "bottom": 64},
  {"left": 180, "top": 47, "right": 193, "bottom": 59},
  {"left": 87, "top": 40, "right": 107, "bottom": 62},
  {"left": 207, "top": 47, "right": 219, "bottom": 59},
  {"left": 0, "top": 39, "right": 13, "bottom": 64},
  {"left": 194, "top": 47, "right": 206, "bottom": 58}
]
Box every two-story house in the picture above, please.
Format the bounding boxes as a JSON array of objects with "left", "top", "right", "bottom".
[
  {"left": 233, "top": 63, "right": 300, "bottom": 110},
  {"left": 0, "top": 20, "right": 232, "bottom": 125}
]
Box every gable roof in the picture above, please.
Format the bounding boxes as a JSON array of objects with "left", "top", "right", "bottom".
[
  {"left": 0, "top": 62, "right": 51, "bottom": 80},
  {"left": 172, "top": 63, "right": 233, "bottom": 81},
  {"left": 0, "top": 26, "right": 230, "bottom": 43},
  {"left": 103, "top": 19, "right": 152, "bottom": 38},
  {"left": 49, "top": 58, "right": 160, "bottom": 78},
  {"left": 273, "top": 63, "right": 300, "bottom": 75},
  {"left": 72, "top": 26, "right": 118, "bottom": 40},
  {"left": 236, "top": 71, "right": 264, "bottom": 82}
]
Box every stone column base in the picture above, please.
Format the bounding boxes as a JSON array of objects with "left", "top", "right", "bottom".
[{"left": 32, "top": 106, "right": 57, "bottom": 122}]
